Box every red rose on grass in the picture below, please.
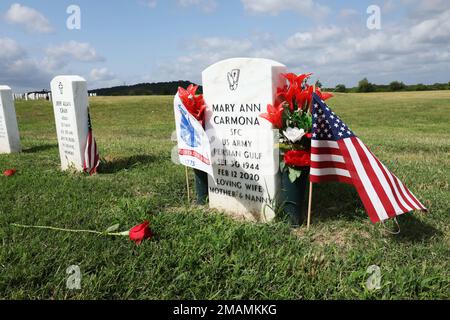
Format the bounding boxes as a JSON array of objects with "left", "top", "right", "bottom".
[
  {"left": 129, "top": 221, "right": 152, "bottom": 245},
  {"left": 178, "top": 85, "right": 206, "bottom": 126},
  {"left": 3, "top": 169, "right": 17, "bottom": 177},
  {"left": 284, "top": 150, "right": 311, "bottom": 168},
  {"left": 260, "top": 102, "right": 285, "bottom": 129}
]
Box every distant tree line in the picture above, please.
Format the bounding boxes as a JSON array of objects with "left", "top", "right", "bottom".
[
  {"left": 89, "top": 81, "right": 202, "bottom": 96},
  {"left": 90, "top": 79, "right": 450, "bottom": 96},
  {"left": 326, "top": 78, "right": 450, "bottom": 93}
]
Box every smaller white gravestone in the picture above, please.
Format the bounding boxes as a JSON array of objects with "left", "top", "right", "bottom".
[
  {"left": 50, "top": 76, "right": 90, "bottom": 171},
  {"left": 0, "top": 86, "right": 21, "bottom": 154}
]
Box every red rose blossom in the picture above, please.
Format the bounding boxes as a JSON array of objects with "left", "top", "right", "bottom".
[
  {"left": 129, "top": 221, "right": 152, "bottom": 245},
  {"left": 284, "top": 150, "right": 311, "bottom": 168},
  {"left": 3, "top": 169, "right": 17, "bottom": 177}
]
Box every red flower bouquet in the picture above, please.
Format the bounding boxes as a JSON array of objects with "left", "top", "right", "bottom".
[{"left": 259, "top": 72, "right": 334, "bottom": 182}]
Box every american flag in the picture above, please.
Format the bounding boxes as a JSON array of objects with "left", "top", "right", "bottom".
[
  {"left": 83, "top": 111, "right": 100, "bottom": 175},
  {"left": 310, "top": 93, "right": 427, "bottom": 223}
]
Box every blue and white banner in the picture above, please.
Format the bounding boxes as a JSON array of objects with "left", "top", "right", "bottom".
[{"left": 174, "top": 93, "right": 214, "bottom": 177}]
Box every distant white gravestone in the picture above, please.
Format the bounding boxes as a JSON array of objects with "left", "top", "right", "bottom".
[
  {"left": 203, "top": 58, "right": 287, "bottom": 221},
  {"left": 0, "top": 86, "right": 21, "bottom": 154},
  {"left": 50, "top": 76, "right": 90, "bottom": 171}
]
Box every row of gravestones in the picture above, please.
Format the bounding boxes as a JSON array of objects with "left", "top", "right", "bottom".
[
  {"left": 2, "top": 58, "right": 287, "bottom": 221},
  {"left": 13, "top": 92, "right": 51, "bottom": 101},
  {"left": 12, "top": 92, "right": 97, "bottom": 101}
]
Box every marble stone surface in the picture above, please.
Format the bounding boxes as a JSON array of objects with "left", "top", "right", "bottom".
[
  {"left": 202, "top": 58, "right": 287, "bottom": 221},
  {"left": 50, "top": 76, "right": 89, "bottom": 171},
  {"left": 0, "top": 85, "right": 21, "bottom": 154}
]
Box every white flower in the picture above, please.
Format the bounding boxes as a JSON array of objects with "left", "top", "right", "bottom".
[{"left": 283, "top": 127, "right": 305, "bottom": 143}]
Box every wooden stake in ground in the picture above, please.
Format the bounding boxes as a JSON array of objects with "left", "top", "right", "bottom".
[
  {"left": 307, "top": 182, "right": 313, "bottom": 230},
  {"left": 306, "top": 84, "right": 316, "bottom": 230},
  {"left": 185, "top": 167, "right": 190, "bottom": 205}
]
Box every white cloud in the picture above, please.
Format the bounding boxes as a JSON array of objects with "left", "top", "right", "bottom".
[
  {"left": 4, "top": 3, "right": 53, "bottom": 34},
  {"left": 155, "top": 8, "right": 450, "bottom": 87},
  {"left": 153, "top": 37, "right": 253, "bottom": 82},
  {"left": 139, "top": 0, "right": 157, "bottom": 9},
  {"left": 88, "top": 68, "right": 119, "bottom": 88},
  {"left": 89, "top": 68, "right": 116, "bottom": 82},
  {"left": 177, "top": 0, "right": 218, "bottom": 13},
  {"left": 43, "top": 41, "right": 105, "bottom": 71},
  {"left": 339, "top": 8, "right": 358, "bottom": 18},
  {"left": 0, "top": 38, "right": 108, "bottom": 91},
  {"left": 241, "top": 0, "right": 330, "bottom": 19},
  {"left": 0, "top": 37, "right": 26, "bottom": 60},
  {"left": 286, "top": 26, "right": 341, "bottom": 49},
  {"left": 0, "top": 38, "right": 50, "bottom": 90}
]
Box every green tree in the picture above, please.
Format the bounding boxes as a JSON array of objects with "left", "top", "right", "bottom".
[
  {"left": 358, "top": 78, "right": 375, "bottom": 92},
  {"left": 389, "top": 81, "right": 406, "bottom": 91},
  {"left": 334, "top": 84, "right": 347, "bottom": 93},
  {"left": 416, "top": 83, "right": 427, "bottom": 91}
]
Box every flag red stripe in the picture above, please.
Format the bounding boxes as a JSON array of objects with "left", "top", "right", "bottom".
[
  {"left": 371, "top": 153, "right": 409, "bottom": 213},
  {"left": 402, "top": 183, "right": 426, "bottom": 210},
  {"left": 395, "top": 175, "right": 424, "bottom": 211},
  {"left": 84, "top": 131, "right": 92, "bottom": 170},
  {"left": 310, "top": 174, "right": 353, "bottom": 184},
  {"left": 401, "top": 182, "right": 424, "bottom": 210},
  {"left": 310, "top": 161, "right": 348, "bottom": 170},
  {"left": 88, "top": 131, "right": 93, "bottom": 169},
  {"left": 353, "top": 138, "right": 397, "bottom": 218},
  {"left": 338, "top": 139, "right": 380, "bottom": 223},
  {"left": 311, "top": 147, "right": 342, "bottom": 156},
  {"left": 391, "top": 173, "right": 416, "bottom": 210}
]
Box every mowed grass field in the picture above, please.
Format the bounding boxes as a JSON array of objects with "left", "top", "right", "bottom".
[{"left": 1, "top": 91, "right": 449, "bottom": 300}]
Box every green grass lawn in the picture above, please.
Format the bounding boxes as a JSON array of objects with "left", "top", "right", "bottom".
[{"left": 1, "top": 91, "right": 449, "bottom": 299}]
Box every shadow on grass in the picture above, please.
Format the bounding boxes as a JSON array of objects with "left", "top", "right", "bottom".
[
  {"left": 99, "top": 154, "right": 156, "bottom": 173},
  {"left": 393, "top": 214, "right": 441, "bottom": 243},
  {"left": 23, "top": 144, "right": 57, "bottom": 153},
  {"left": 305, "top": 182, "right": 441, "bottom": 242},
  {"left": 304, "top": 182, "right": 367, "bottom": 223}
]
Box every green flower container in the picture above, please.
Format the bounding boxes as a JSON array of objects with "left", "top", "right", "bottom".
[
  {"left": 194, "top": 169, "right": 209, "bottom": 205},
  {"left": 281, "top": 168, "right": 310, "bottom": 227}
]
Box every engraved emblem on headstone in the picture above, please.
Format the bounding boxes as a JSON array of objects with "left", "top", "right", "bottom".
[{"left": 227, "top": 69, "right": 240, "bottom": 91}]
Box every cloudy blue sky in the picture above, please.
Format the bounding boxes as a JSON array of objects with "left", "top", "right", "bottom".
[{"left": 0, "top": 0, "right": 449, "bottom": 92}]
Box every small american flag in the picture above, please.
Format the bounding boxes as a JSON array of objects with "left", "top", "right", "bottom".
[
  {"left": 310, "top": 93, "right": 427, "bottom": 223},
  {"left": 83, "top": 111, "right": 100, "bottom": 175}
]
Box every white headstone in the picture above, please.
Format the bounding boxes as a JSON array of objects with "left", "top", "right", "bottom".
[
  {"left": 50, "top": 76, "right": 89, "bottom": 171},
  {"left": 0, "top": 86, "right": 21, "bottom": 153},
  {"left": 203, "top": 58, "right": 287, "bottom": 221}
]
